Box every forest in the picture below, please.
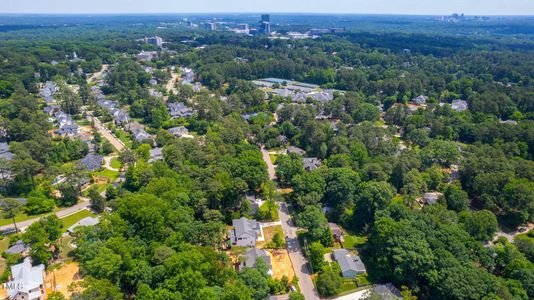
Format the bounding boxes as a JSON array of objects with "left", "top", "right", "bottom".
[{"left": 0, "top": 13, "right": 533, "bottom": 300}]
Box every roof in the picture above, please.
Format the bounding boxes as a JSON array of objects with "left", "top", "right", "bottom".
[
  {"left": 168, "top": 126, "right": 189, "bottom": 136},
  {"left": 422, "top": 192, "right": 443, "bottom": 205},
  {"left": 333, "top": 249, "right": 366, "bottom": 274},
  {"left": 232, "top": 217, "right": 259, "bottom": 238},
  {"left": 451, "top": 99, "right": 468, "bottom": 112},
  {"left": 287, "top": 146, "right": 306, "bottom": 155},
  {"left": 0, "top": 142, "right": 14, "bottom": 160},
  {"left": 243, "top": 248, "right": 271, "bottom": 269},
  {"left": 303, "top": 157, "right": 321, "bottom": 171},
  {"left": 8, "top": 257, "right": 45, "bottom": 298},
  {"left": 149, "top": 147, "right": 163, "bottom": 163},
  {"left": 5, "top": 240, "right": 30, "bottom": 255},
  {"left": 67, "top": 216, "right": 99, "bottom": 233},
  {"left": 81, "top": 154, "right": 103, "bottom": 171},
  {"left": 373, "top": 283, "right": 402, "bottom": 300}
]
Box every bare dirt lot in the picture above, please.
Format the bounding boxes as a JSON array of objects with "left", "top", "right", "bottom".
[
  {"left": 46, "top": 262, "right": 81, "bottom": 298},
  {"left": 267, "top": 249, "right": 295, "bottom": 281}
]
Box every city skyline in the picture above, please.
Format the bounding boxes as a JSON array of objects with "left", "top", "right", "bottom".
[{"left": 2, "top": 0, "right": 534, "bottom": 16}]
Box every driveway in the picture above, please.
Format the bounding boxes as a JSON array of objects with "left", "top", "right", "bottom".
[
  {"left": 261, "top": 146, "right": 277, "bottom": 180},
  {"left": 279, "top": 202, "right": 320, "bottom": 300}
]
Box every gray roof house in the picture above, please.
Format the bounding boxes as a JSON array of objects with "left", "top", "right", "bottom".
[
  {"left": 6, "top": 257, "right": 46, "bottom": 300},
  {"left": 372, "top": 283, "right": 403, "bottom": 300},
  {"left": 411, "top": 95, "right": 428, "bottom": 105},
  {"left": 291, "top": 92, "right": 309, "bottom": 103},
  {"left": 133, "top": 129, "right": 152, "bottom": 143},
  {"left": 332, "top": 249, "right": 366, "bottom": 278},
  {"left": 67, "top": 216, "right": 99, "bottom": 234},
  {"left": 228, "top": 217, "right": 262, "bottom": 247},
  {"left": 148, "top": 147, "right": 163, "bottom": 163},
  {"left": 124, "top": 121, "right": 145, "bottom": 133},
  {"left": 303, "top": 157, "right": 321, "bottom": 171},
  {"left": 310, "top": 91, "right": 334, "bottom": 103},
  {"left": 168, "top": 102, "right": 194, "bottom": 119},
  {"left": 5, "top": 240, "right": 30, "bottom": 255},
  {"left": 420, "top": 192, "right": 443, "bottom": 205},
  {"left": 80, "top": 154, "right": 103, "bottom": 171},
  {"left": 168, "top": 126, "right": 189, "bottom": 137},
  {"left": 239, "top": 248, "right": 273, "bottom": 274},
  {"left": 43, "top": 105, "right": 61, "bottom": 116},
  {"left": 56, "top": 124, "right": 79, "bottom": 137},
  {"left": 0, "top": 142, "right": 14, "bottom": 161},
  {"left": 451, "top": 99, "right": 468, "bottom": 112},
  {"left": 287, "top": 146, "right": 306, "bottom": 156}
]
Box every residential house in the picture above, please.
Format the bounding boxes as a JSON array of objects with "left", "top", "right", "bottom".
[
  {"left": 80, "top": 154, "right": 103, "bottom": 171},
  {"left": 148, "top": 147, "right": 163, "bottom": 163},
  {"left": 168, "top": 126, "right": 189, "bottom": 137},
  {"left": 168, "top": 102, "right": 194, "bottom": 119},
  {"left": 291, "top": 92, "right": 308, "bottom": 103},
  {"left": 124, "top": 121, "right": 145, "bottom": 133},
  {"left": 67, "top": 216, "right": 99, "bottom": 234},
  {"left": 228, "top": 217, "right": 262, "bottom": 247},
  {"left": 500, "top": 119, "right": 518, "bottom": 125},
  {"left": 419, "top": 192, "right": 443, "bottom": 206},
  {"left": 114, "top": 111, "right": 130, "bottom": 125},
  {"left": 39, "top": 81, "right": 58, "bottom": 98},
  {"left": 97, "top": 99, "right": 118, "bottom": 111},
  {"left": 309, "top": 91, "right": 334, "bottom": 103},
  {"left": 272, "top": 88, "right": 292, "bottom": 98},
  {"left": 55, "top": 124, "right": 79, "bottom": 137},
  {"left": 133, "top": 128, "right": 152, "bottom": 143},
  {"left": 43, "top": 105, "right": 61, "bottom": 117},
  {"left": 451, "top": 99, "right": 468, "bottom": 112},
  {"left": 372, "top": 283, "right": 403, "bottom": 300},
  {"left": 5, "top": 257, "right": 46, "bottom": 300},
  {"left": 287, "top": 146, "right": 306, "bottom": 156},
  {"left": 0, "top": 142, "right": 14, "bottom": 161},
  {"left": 239, "top": 248, "right": 273, "bottom": 275},
  {"left": 411, "top": 95, "right": 428, "bottom": 105},
  {"left": 332, "top": 249, "right": 366, "bottom": 278},
  {"left": 149, "top": 88, "right": 163, "bottom": 98},
  {"left": 137, "top": 51, "right": 158, "bottom": 61},
  {"left": 149, "top": 79, "right": 158, "bottom": 86},
  {"left": 303, "top": 157, "right": 321, "bottom": 171},
  {"left": 5, "top": 240, "right": 30, "bottom": 256}
]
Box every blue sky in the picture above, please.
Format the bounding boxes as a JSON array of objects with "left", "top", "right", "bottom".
[{"left": 2, "top": 0, "right": 534, "bottom": 15}]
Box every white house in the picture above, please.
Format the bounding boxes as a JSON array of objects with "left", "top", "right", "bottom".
[
  {"left": 5, "top": 257, "right": 46, "bottom": 300},
  {"left": 228, "top": 217, "right": 263, "bottom": 247}
]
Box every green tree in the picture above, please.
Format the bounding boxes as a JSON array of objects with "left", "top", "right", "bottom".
[
  {"left": 459, "top": 210, "right": 498, "bottom": 241},
  {"left": 88, "top": 187, "right": 106, "bottom": 213},
  {"left": 316, "top": 269, "right": 342, "bottom": 297},
  {"left": 445, "top": 184, "right": 469, "bottom": 212},
  {"left": 0, "top": 198, "right": 23, "bottom": 232}
]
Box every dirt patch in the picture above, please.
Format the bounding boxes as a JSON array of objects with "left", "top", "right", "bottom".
[
  {"left": 267, "top": 249, "right": 295, "bottom": 281},
  {"left": 46, "top": 262, "right": 81, "bottom": 298}
]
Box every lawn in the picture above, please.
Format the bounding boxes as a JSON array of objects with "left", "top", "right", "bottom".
[
  {"left": 75, "top": 119, "right": 91, "bottom": 126},
  {"left": 95, "top": 169, "right": 120, "bottom": 181},
  {"left": 0, "top": 210, "right": 57, "bottom": 226},
  {"left": 515, "top": 230, "right": 534, "bottom": 243},
  {"left": 338, "top": 278, "right": 359, "bottom": 295},
  {"left": 258, "top": 201, "right": 279, "bottom": 221},
  {"left": 59, "top": 235, "right": 76, "bottom": 261},
  {"left": 110, "top": 157, "right": 122, "bottom": 169},
  {"left": 60, "top": 210, "right": 96, "bottom": 233},
  {"left": 257, "top": 225, "right": 284, "bottom": 248},
  {"left": 0, "top": 236, "right": 10, "bottom": 253},
  {"left": 114, "top": 129, "right": 133, "bottom": 148},
  {"left": 269, "top": 154, "right": 278, "bottom": 164},
  {"left": 343, "top": 234, "right": 368, "bottom": 249}
]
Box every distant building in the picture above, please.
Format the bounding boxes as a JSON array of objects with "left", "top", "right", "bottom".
[
  {"left": 67, "top": 216, "right": 99, "bottom": 234},
  {"left": 332, "top": 249, "right": 366, "bottom": 278},
  {"left": 6, "top": 257, "right": 46, "bottom": 300},
  {"left": 411, "top": 95, "right": 428, "bottom": 105},
  {"left": 451, "top": 99, "right": 468, "bottom": 112},
  {"left": 168, "top": 102, "right": 194, "bottom": 119},
  {"left": 203, "top": 22, "right": 217, "bottom": 31},
  {"left": 168, "top": 126, "right": 189, "bottom": 137},
  {"left": 303, "top": 157, "right": 321, "bottom": 171},
  {"left": 55, "top": 124, "right": 79, "bottom": 137},
  {"left": 148, "top": 147, "right": 163, "bottom": 163},
  {"left": 239, "top": 248, "right": 273, "bottom": 275},
  {"left": 287, "top": 146, "right": 306, "bottom": 156},
  {"left": 132, "top": 128, "right": 152, "bottom": 143},
  {"left": 145, "top": 36, "right": 163, "bottom": 48},
  {"left": 419, "top": 192, "right": 443, "bottom": 206},
  {"left": 124, "top": 121, "right": 144, "bottom": 133},
  {"left": 137, "top": 51, "right": 158, "bottom": 61},
  {"left": 261, "top": 14, "right": 270, "bottom": 23},
  {"left": 228, "top": 217, "right": 262, "bottom": 247},
  {"left": 0, "top": 142, "right": 14, "bottom": 161},
  {"left": 259, "top": 21, "right": 271, "bottom": 35},
  {"left": 80, "top": 154, "right": 103, "bottom": 171}
]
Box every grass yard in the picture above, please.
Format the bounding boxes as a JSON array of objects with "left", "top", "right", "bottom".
[
  {"left": 0, "top": 236, "right": 10, "bottom": 253},
  {"left": 258, "top": 201, "right": 279, "bottom": 221},
  {"left": 114, "top": 129, "right": 133, "bottom": 148},
  {"left": 60, "top": 210, "right": 96, "bottom": 233},
  {"left": 110, "top": 157, "right": 122, "bottom": 169},
  {"left": 343, "top": 234, "right": 368, "bottom": 249},
  {"left": 269, "top": 154, "right": 278, "bottom": 164},
  {"left": 75, "top": 119, "right": 91, "bottom": 126},
  {"left": 0, "top": 210, "right": 55, "bottom": 226},
  {"left": 515, "top": 230, "right": 534, "bottom": 243},
  {"left": 95, "top": 169, "right": 120, "bottom": 181},
  {"left": 59, "top": 235, "right": 76, "bottom": 261},
  {"left": 257, "top": 225, "right": 284, "bottom": 248},
  {"left": 338, "top": 278, "right": 359, "bottom": 295},
  {"left": 356, "top": 273, "right": 370, "bottom": 286}
]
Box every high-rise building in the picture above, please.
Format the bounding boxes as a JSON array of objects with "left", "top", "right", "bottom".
[
  {"left": 260, "top": 22, "right": 271, "bottom": 35},
  {"left": 145, "top": 36, "right": 163, "bottom": 48},
  {"left": 203, "top": 22, "right": 217, "bottom": 31},
  {"left": 261, "top": 14, "right": 270, "bottom": 23}
]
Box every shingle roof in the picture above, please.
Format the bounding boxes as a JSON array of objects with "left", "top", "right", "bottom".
[
  {"left": 81, "top": 154, "right": 103, "bottom": 171},
  {"left": 232, "top": 217, "right": 259, "bottom": 238},
  {"left": 333, "top": 249, "right": 366, "bottom": 274},
  {"left": 243, "top": 248, "right": 271, "bottom": 269},
  {"left": 5, "top": 240, "right": 30, "bottom": 255}
]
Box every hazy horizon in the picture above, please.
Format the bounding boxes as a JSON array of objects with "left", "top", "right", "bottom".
[{"left": 2, "top": 0, "right": 534, "bottom": 16}]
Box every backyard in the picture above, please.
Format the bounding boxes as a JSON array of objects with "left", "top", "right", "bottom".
[{"left": 60, "top": 209, "right": 96, "bottom": 233}]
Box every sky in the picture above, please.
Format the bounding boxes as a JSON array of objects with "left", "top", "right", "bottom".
[{"left": 1, "top": 0, "right": 534, "bottom": 15}]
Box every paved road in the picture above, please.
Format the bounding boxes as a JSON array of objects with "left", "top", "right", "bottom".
[
  {"left": 493, "top": 223, "right": 534, "bottom": 243},
  {"left": 261, "top": 146, "right": 277, "bottom": 180},
  {"left": 88, "top": 64, "right": 109, "bottom": 83},
  {"left": 85, "top": 111, "right": 126, "bottom": 152},
  {"left": 0, "top": 198, "right": 91, "bottom": 232},
  {"left": 279, "top": 202, "right": 320, "bottom": 300}
]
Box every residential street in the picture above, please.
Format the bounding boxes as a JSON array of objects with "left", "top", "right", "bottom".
[
  {"left": 279, "top": 202, "right": 320, "bottom": 300},
  {"left": 0, "top": 197, "right": 91, "bottom": 232},
  {"left": 84, "top": 110, "right": 126, "bottom": 151}
]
